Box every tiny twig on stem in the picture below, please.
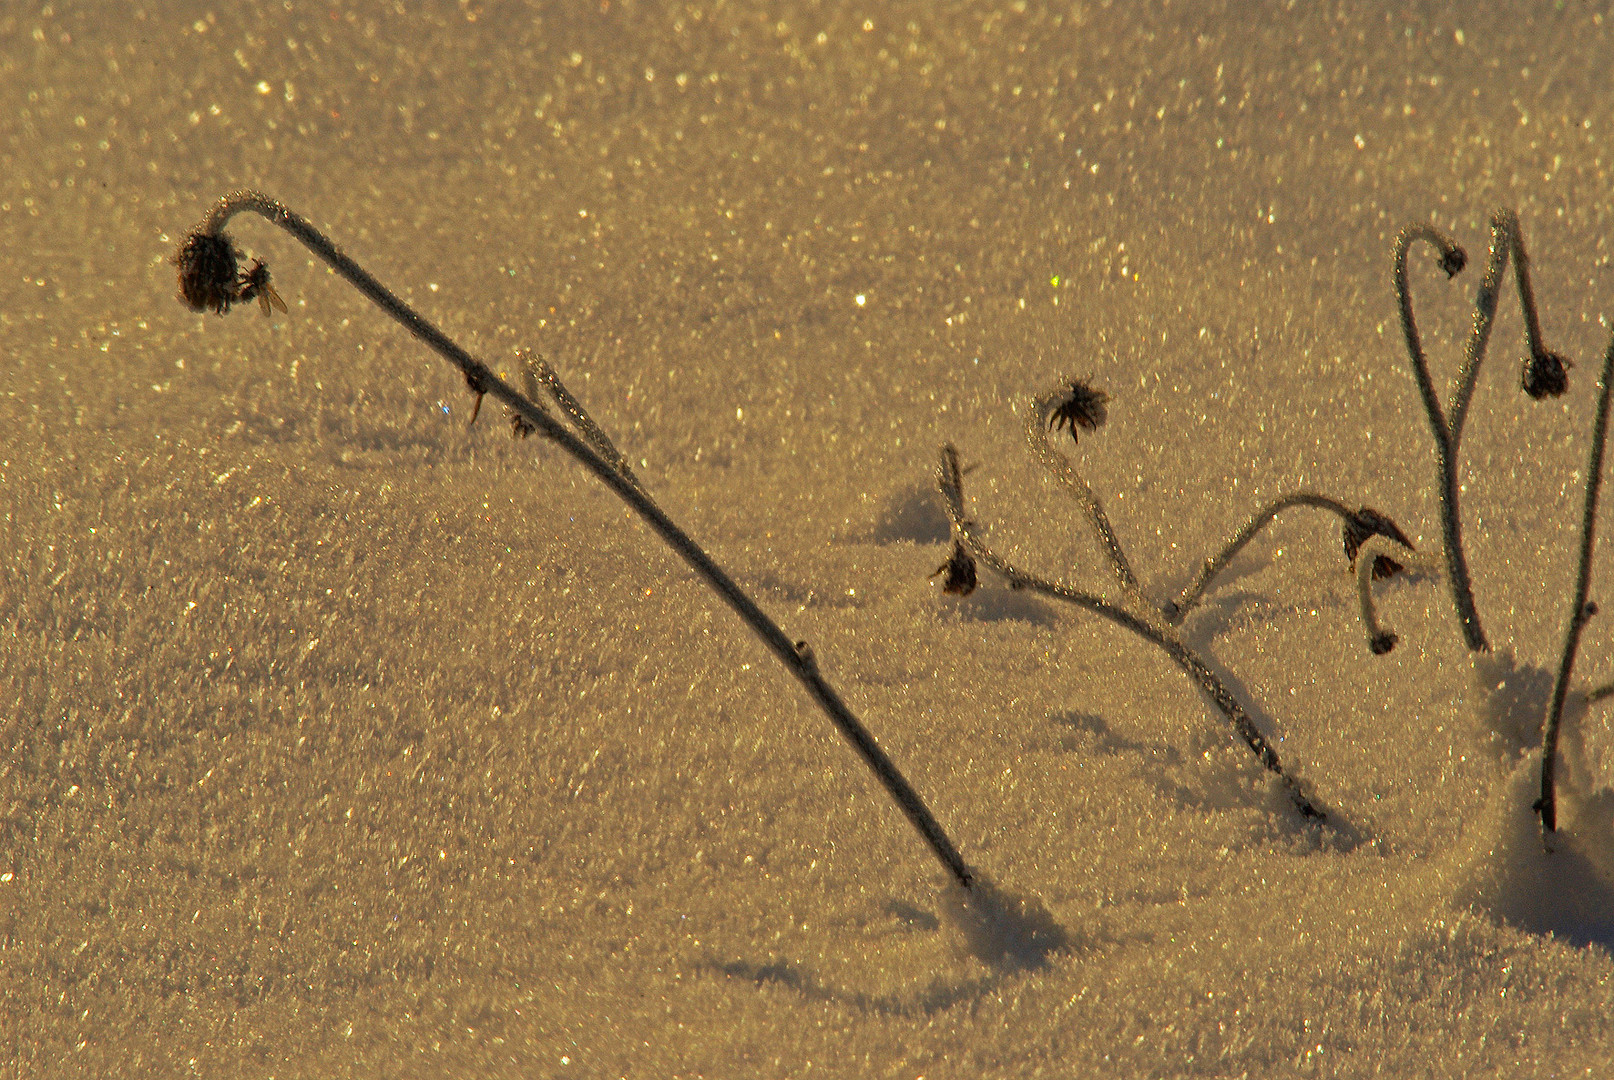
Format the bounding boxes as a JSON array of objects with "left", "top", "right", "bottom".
[{"left": 1353, "top": 535, "right": 1418, "bottom": 655}]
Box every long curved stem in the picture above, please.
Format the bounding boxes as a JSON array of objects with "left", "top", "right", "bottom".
[
  {"left": 183, "top": 191, "right": 975, "bottom": 888},
  {"left": 938, "top": 446, "right": 1326, "bottom": 821},
  {"left": 1394, "top": 223, "right": 1490, "bottom": 652},
  {"left": 1168, "top": 491, "right": 1356, "bottom": 622},
  {"left": 1539, "top": 324, "right": 1614, "bottom": 838}
]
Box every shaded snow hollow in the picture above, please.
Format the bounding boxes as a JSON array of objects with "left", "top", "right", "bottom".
[{"left": 4, "top": 2, "right": 1614, "bottom": 1076}]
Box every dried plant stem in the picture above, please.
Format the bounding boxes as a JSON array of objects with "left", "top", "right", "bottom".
[
  {"left": 1168, "top": 492, "right": 1357, "bottom": 622},
  {"left": 1024, "top": 390, "right": 1146, "bottom": 605},
  {"left": 1395, "top": 211, "right": 1554, "bottom": 653},
  {"left": 1538, "top": 325, "right": 1614, "bottom": 838},
  {"left": 1394, "top": 222, "right": 1488, "bottom": 652},
  {"left": 183, "top": 190, "right": 974, "bottom": 888},
  {"left": 1451, "top": 210, "right": 1547, "bottom": 439},
  {"left": 938, "top": 446, "right": 1326, "bottom": 821}
]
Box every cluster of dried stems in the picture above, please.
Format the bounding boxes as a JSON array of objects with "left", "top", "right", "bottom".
[
  {"left": 173, "top": 193, "right": 1608, "bottom": 919},
  {"left": 936, "top": 208, "right": 1612, "bottom": 851}
]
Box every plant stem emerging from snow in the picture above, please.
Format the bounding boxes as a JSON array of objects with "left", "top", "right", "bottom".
[
  {"left": 1538, "top": 325, "right": 1614, "bottom": 839},
  {"left": 936, "top": 445, "right": 1326, "bottom": 822},
  {"left": 175, "top": 190, "right": 975, "bottom": 888},
  {"left": 1393, "top": 211, "right": 1560, "bottom": 654}
]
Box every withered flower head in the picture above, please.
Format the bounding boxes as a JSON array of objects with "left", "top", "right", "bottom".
[
  {"left": 931, "top": 540, "right": 978, "bottom": 596},
  {"left": 1522, "top": 348, "right": 1571, "bottom": 400},
  {"left": 173, "top": 231, "right": 242, "bottom": 314},
  {"left": 1046, "top": 379, "right": 1109, "bottom": 445},
  {"left": 1343, "top": 506, "right": 1414, "bottom": 581},
  {"left": 1437, "top": 246, "right": 1467, "bottom": 279}
]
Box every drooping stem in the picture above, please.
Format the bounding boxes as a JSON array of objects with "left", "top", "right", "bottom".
[
  {"left": 1393, "top": 223, "right": 1490, "bottom": 652},
  {"left": 937, "top": 445, "right": 1326, "bottom": 821},
  {"left": 182, "top": 191, "right": 975, "bottom": 888},
  {"left": 1354, "top": 536, "right": 1413, "bottom": 656},
  {"left": 1168, "top": 491, "right": 1356, "bottom": 622},
  {"left": 1539, "top": 324, "right": 1614, "bottom": 838}
]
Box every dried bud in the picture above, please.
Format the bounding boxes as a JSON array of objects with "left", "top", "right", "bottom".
[
  {"left": 1522, "top": 349, "right": 1571, "bottom": 400},
  {"left": 931, "top": 541, "right": 978, "bottom": 596},
  {"left": 1370, "top": 631, "right": 1398, "bottom": 655},
  {"left": 173, "top": 231, "right": 242, "bottom": 314},
  {"left": 1437, "top": 246, "right": 1467, "bottom": 279},
  {"left": 1046, "top": 379, "right": 1109, "bottom": 445},
  {"left": 1343, "top": 506, "right": 1413, "bottom": 581}
]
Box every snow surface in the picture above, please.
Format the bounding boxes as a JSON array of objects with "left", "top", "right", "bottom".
[{"left": 4, "top": 2, "right": 1614, "bottom": 1076}]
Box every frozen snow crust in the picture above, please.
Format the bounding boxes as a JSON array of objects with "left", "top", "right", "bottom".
[{"left": 4, "top": 2, "right": 1613, "bottom": 1075}]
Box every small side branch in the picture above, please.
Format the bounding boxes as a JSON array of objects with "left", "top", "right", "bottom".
[
  {"left": 1168, "top": 491, "right": 1356, "bottom": 622},
  {"left": 1024, "top": 387, "right": 1147, "bottom": 606},
  {"left": 519, "top": 350, "right": 646, "bottom": 496}
]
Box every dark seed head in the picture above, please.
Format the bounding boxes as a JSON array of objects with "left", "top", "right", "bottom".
[
  {"left": 1343, "top": 506, "right": 1413, "bottom": 580},
  {"left": 173, "top": 231, "right": 242, "bottom": 314},
  {"left": 931, "top": 541, "right": 978, "bottom": 597},
  {"left": 1370, "top": 631, "right": 1398, "bottom": 655},
  {"left": 1438, "top": 246, "right": 1467, "bottom": 279},
  {"left": 1047, "top": 379, "right": 1109, "bottom": 444},
  {"left": 1522, "top": 349, "right": 1572, "bottom": 400}
]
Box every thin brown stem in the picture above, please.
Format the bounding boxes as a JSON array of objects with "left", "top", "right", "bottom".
[{"left": 1539, "top": 323, "right": 1614, "bottom": 839}]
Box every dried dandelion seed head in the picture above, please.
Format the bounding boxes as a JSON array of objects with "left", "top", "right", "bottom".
[
  {"left": 1522, "top": 348, "right": 1572, "bottom": 400},
  {"left": 1343, "top": 506, "right": 1413, "bottom": 581},
  {"left": 173, "top": 231, "right": 242, "bottom": 314},
  {"left": 931, "top": 540, "right": 979, "bottom": 596},
  {"left": 1046, "top": 379, "right": 1109, "bottom": 444}
]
